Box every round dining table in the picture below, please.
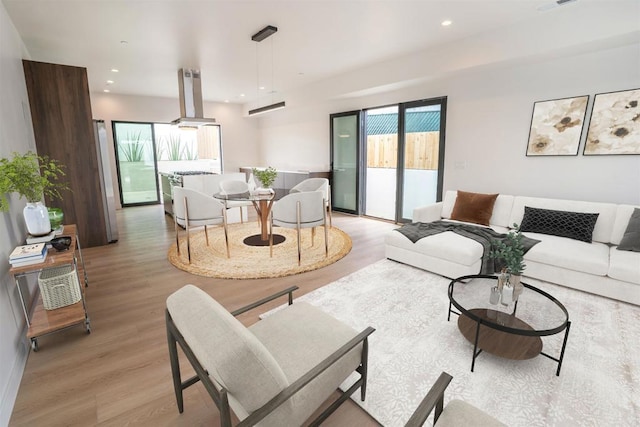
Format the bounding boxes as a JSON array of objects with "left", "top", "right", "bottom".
[{"left": 214, "top": 190, "right": 286, "bottom": 246}]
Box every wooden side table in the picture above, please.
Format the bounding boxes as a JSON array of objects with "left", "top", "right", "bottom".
[{"left": 9, "top": 224, "right": 91, "bottom": 351}]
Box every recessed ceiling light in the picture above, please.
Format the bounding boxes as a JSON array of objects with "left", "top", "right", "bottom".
[
  {"left": 240, "top": 93, "right": 245, "bottom": 97},
  {"left": 259, "top": 86, "right": 265, "bottom": 90},
  {"left": 103, "top": 89, "right": 110, "bottom": 93},
  {"left": 441, "top": 20, "right": 452, "bottom": 26},
  {"left": 111, "top": 68, "right": 119, "bottom": 73},
  {"left": 224, "top": 100, "right": 229, "bottom": 103},
  {"left": 106, "top": 80, "right": 114, "bottom": 85}
]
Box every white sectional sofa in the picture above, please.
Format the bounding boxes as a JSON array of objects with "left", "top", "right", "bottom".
[{"left": 385, "top": 190, "right": 640, "bottom": 306}]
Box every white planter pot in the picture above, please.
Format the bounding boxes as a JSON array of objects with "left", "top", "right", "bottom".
[{"left": 23, "top": 202, "right": 51, "bottom": 236}]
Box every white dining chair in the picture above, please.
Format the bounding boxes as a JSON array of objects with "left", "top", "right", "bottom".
[
  {"left": 270, "top": 191, "right": 328, "bottom": 265},
  {"left": 289, "top": 178, "right": 332, "bottom": 228},
  {"left": 219, "top": 179, "right": 253, "bottom": 223},
  {"left": 173, "top": 186, "right": 229, "bottom": 262}
]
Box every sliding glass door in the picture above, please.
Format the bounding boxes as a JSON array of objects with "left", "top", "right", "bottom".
[
  {"left": 330, "top": 112, "right": 360, "bottom": 214},
  {"left": 113, "top": 121, "right": 224, "bottom": 208},
  {"left": 113, "top": 122, "right": 160, "bottom": 206},
  {"left": 398, "top": 98, "right": 446, "bottom": 222},
  {"left": 331, "top": 96, "right": 446, "bottom": 223},
  {"left": 363, "top": 106, "right": 398, "bottom": 220}
]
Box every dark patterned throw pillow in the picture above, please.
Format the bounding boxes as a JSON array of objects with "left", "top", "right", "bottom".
[
  {"left": 519, "top": 206, "right": 599, "bottom": 243},
  {"left": 617, "top": 208, "right": 640, "bottom": 252}
]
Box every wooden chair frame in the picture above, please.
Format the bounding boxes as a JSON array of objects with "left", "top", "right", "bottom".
[
  {"left": 166, "top": 286, "right": 374, "bottom": 427},
  {"left": 404, "top": 371, "right": 453, "bottom": 427}
]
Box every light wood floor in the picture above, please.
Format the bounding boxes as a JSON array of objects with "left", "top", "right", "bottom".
[{"left": 10, "top": 205, "right": 397, "bottom": 426}]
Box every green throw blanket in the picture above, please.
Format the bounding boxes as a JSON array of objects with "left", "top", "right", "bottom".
[{"left": 395, "top": 220, "right": 540, "bottom": 274}]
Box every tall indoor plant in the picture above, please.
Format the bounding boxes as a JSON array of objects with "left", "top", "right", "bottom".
[{"left": 0, "top": 151, "right": 69, "bottom": 235}]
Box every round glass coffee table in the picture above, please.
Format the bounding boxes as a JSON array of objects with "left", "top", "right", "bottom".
[{"left": 448, "top": 274, "right": 570, "bottom": 376}]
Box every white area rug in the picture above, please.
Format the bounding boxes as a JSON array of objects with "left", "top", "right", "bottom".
[{"left": 273, "top": 259, "right": 640, "bottom": 426}]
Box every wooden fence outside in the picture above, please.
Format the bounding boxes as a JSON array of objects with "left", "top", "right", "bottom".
[{"left": 367, "top": 131, "right": 439, "bottom": 170}]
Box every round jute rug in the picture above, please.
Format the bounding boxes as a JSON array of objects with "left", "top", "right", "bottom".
[{"left": 167, "top": 222, "right": 352, "bottom": 279}]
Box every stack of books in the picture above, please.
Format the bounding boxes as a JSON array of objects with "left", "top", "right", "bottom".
[
  {"left": 9, "top": 243, "right": 48, "bottom": 267},
  {"left": 25, "top": 225, "right": 65, "bottom": 244}
]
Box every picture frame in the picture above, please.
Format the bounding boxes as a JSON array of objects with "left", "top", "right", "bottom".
[
  {"left": 583, "top": 88, "right": 640, "bottom": 155},
  {"left": 526, "top": 95, "right": 589, "bottom": 156}
]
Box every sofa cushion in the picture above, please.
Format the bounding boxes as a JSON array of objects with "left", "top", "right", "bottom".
[
  {"left": 609, "top": 247, "right": 640, "bottom": 285},
  {"left": 611, "top": 205, "right": 640, "bottom": 245},
  {"left": 442, "top": 191, "right": 514, "bottom": 228},
  {"left": 616, "top": 208, "right": 640, "bottom": 252},
  {"left": 510, "top": 196, "right": 617, "bottom": 244},
  {"left": 522, "top": 232, "right": 609, "bottom": 276},
  {"left": 519, "top": 206, "right": 599, "bottom": 243},
  {"left": 386, "top": 228, "right": 484, "bottom": 266},
  {"left": 450, "top": 190, "right": 499, "bottom": 226}
]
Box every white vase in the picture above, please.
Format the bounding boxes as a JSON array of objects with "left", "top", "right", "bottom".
[{"left": 23, "top": 202, "right": 52, "bottom": 236}]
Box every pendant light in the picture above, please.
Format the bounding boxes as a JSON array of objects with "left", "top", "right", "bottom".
[{"left": 248, "top": 25, "right": 286, "bottom": 116}]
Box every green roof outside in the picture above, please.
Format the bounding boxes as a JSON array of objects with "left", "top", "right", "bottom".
[{"left": 366, "top": 111, "right": 441, "bottom": 135}]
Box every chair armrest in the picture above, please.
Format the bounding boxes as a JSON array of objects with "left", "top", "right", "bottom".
[
  {"left": 238, "top": 326, "right": 376, "bottom": 427},
  {"left": 231, "top": 286, "right": 299, "bottom": 316},
  {"left": 413, "top": 202, "right": 444, "bottom": 223},
  {"left": 404, "top": 371, "right": 453, "bottom": 427}
]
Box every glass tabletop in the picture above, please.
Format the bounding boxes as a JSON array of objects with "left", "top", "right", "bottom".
[
  {"left": 448, "top": 275, "right": 569, "bottom": 335},
  {"left": 213, "top": 191, "right": 275, "bottom": 202}
]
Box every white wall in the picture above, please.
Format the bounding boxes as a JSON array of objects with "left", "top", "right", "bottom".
[
  {"left": 91, "top": 93, "right": 260, "bottom": 208},
  {"left": 0, "top": 3, "right": 35, "bottom": 424},
  {"left": 256, "top": 41, "right": 640, "bottom": 206}
]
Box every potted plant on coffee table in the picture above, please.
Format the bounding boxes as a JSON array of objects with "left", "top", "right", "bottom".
[
  {"left": 490, "top": 223, "right": 526, "bottom": 302},
  {"left": 0, "top": 151, "right": 69, "bottom": 236}
]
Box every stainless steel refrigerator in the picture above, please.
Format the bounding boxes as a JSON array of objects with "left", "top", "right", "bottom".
[{"left": 93, "top": 120, "right": 119, "bottom": 243}]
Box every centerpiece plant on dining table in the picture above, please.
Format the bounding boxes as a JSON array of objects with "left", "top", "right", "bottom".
[{"left": 252, "top": 167, "right": 278, "bottom": 189}]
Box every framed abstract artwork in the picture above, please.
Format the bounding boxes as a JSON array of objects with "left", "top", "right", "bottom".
[
  {"left": 583, "top": 88, "right": 640, "bottom": 155},
  {"left": 526, "top": 95, "right": 589, "bottom": 156}
]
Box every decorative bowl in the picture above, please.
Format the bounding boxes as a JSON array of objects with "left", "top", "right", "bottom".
[
  {"left": 48, "top": 207, "right": 64, "bottom": 230},
  {"left": 50, "top": 236, "right": 71, "bottom": 251}
]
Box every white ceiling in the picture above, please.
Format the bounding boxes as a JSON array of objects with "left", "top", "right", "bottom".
[{"left": 3, "top": 0, "right": 637, "bottom": 106}]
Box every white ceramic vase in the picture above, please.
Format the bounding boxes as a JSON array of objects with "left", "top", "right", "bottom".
[{"left": 23, "top": 202, "right": 51, "bottom": 236}]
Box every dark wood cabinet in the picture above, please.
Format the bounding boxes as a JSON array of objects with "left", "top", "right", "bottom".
[{"left": 23, "top": 60, "right": 107, "bottom": 248}]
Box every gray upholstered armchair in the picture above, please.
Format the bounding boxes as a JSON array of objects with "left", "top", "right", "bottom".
[
  {"left": 166, "top": 285, "right": 374, "bottom": 426},
  {"left": 405, "top": 372, "right": 505, "bottom": 427}
]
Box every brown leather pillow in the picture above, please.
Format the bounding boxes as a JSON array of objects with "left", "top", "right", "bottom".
[{"left": 450, "top": 190, "right": 499, "bottom": 226}]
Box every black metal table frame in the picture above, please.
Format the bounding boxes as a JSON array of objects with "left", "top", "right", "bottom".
[{"left": 447, "top": 274, "right": 571, "bottom": 376}]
